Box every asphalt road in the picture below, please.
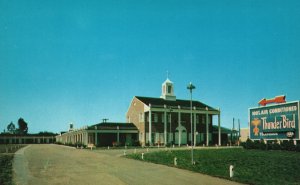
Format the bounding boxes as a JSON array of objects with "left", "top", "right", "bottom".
[{"left": 13, "top": 145, "right": 243, "bottom": 185}]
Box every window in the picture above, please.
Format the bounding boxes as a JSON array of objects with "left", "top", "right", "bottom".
[
  {"left": 168, "top": 113, "right": 172, "bottom": 122},
  {"left": 153, "top": 113, "right": 158, "bottom": 123},
  {"left": 196, "top": 114, "right": 200, "bottom": 124},
  {"left": 139, "top": 113, "right": 144, "bottom": 122},
  {"left": 167, "top": 85, "right": 172, "bottom": 94},
  {"left": 127, "top": 116, "right": 131, "bottom": 122},
  {"left": 201, "top": 115, "right": 211, "bottom": 124},
  {"left": 201, "top": 115, "right": 205, "bottom": 124},
  {"left": 208, "top": 116, "right": 211, "bottom": 124},
  {"left": 147, "top": 113, "right": 158, "bottom": 122}
]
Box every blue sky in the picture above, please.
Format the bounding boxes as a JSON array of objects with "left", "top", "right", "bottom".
[{"left": 1, "top": 0, "right": 300, "bottom": 133}]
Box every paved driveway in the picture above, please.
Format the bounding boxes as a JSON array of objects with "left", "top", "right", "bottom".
[{"left": 13, "top": 145, "right": 243, "bottom": 185}]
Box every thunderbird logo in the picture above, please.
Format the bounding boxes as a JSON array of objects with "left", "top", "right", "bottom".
[{"left": 251, "top": 118, "right": 261, "bottom": 136}]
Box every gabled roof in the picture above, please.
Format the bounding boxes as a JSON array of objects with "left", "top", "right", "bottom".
[
  {"left": 88, "top": 122, "right": 138, "bottom": 130},
  {"left": 163, "top": 78, "right": 173, "bottom": 84},
  {"left": 135, "top": 96, "right": 218, "bottom": 111}
]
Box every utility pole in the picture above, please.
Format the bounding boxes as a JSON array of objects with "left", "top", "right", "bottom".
[{"left": 187, "top": 82, "right": 196, "bottom": 165}]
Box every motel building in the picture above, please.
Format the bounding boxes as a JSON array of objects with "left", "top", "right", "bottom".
[
  {"left": 126, "top": 78, "right": 222, "bottom": 146},
  {"left": 56, "top": 122, "right": 138, "bottom": 147},
  {"left": 0, "top": 134, "right": 56, "bottom": 144},
  {"left": 56, "top": 78, "right": 222, "bottom": 147}
]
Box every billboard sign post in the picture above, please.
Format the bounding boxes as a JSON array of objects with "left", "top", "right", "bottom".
[{"left": 249, "top": 101, "right": 299, "bottom": 140}]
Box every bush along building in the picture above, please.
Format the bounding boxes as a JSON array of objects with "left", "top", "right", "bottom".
[{"left": 126, "top": 78, "right": 222, "bottom": 146}]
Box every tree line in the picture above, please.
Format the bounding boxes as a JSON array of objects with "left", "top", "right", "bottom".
[{"left": 5, "top": 118, "right": 28, "bottom": 135}]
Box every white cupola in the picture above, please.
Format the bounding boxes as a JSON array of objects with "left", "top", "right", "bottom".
[{"left": 160, "top": 78, "right": 176, "bottom": 101}]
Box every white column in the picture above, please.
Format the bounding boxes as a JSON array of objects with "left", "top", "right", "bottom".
[
  {"left": 164, "top": 105, "right": 167, "bottom": 145},
  {"left": 218, "top": 108, "right": 221, "bottom": 146},
  {"left": 85, "top": 132, "right": 88, "bottom": 145},
  {"left": 178, "top": 105, "right": 181, "bottom": 147},
  {"left": 193, "top": 107, "right": 196, "bottom": 146},
  {"left": 82, "top": 133, "right": 85, "bottom": 145},
  {"left": 206, "top": 107, "right": 209, "bottom": 146},
  {"left": 149, "top": 104, "right": 152, "bottom": 145}
]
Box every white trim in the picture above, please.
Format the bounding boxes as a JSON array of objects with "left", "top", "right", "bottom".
[
  {"left": 86, "top": 130, "right": 138, "bottom": 134},
  {"left": 148, "top": 107, "right": 220, "bottom": 115}
]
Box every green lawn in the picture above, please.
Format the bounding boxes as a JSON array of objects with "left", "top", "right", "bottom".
[
  {"left": 0, "top": 145, "right": 26, "bottom": 185},
  {"left": 0, "top": 154, "right": 14, "bottom": 185},
  {"left": 127, "top": 148, "right": 300, "bottom": 185}
]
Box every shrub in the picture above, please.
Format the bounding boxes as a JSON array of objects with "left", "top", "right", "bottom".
[
  {"left": 242, "top": 139, "right": 297, "bottom": 152},
  {"left": 240, "top": 141, "right": 246, "bottom": 148},
  {"left": 112, "top": 141, "right": 121, "bottom": 147},
  {"left": 272, "top": 141, "right": 281, "bottom": 150},
  {"left": 280, "top": 140, "right": 295, "bottom": 151},
  {"left": 266, "top": 141, "right": 273, "bottom": 150},
  {"left": 253, "top": 140, "right": 260, "bottom": 149},
  {"left": 296, "top": 143, "right": 300, "bottom": 152},
  {"left": 259, "top": 139, "right": 267, "bottom": 150},
  {"left": 132, "top": 140, "right": 141, "bottom": 147},
  {"left": 244, "top": 138, "right": 254, "bottom": 149}
]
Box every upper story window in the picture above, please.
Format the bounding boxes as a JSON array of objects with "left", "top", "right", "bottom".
[
  {"left": 147, "top": 113, "right": 158, "bottom": 122},
  {"left": 167, "top": 85, "right": 172, "bottom": 94},
  {"left": 153, "top": 113, "right": 158, "bottom": 122},
  {"left": 200, "top": 115, "right": 212, "bottom": 124},
  {"left": 201, "top": 115, "right": 205, "bottom": 124},
  {"left": 208, "top": 116, "right": 211, "bottom": 124},
  {"left": 127, "top": 116, "right": 131, "bottom": 122},
  {"left": 139, "top": 113, "right": 144, "bottom": 122},
  {"left": 196, "top": 114, "right": 200, "bottom": 124}
]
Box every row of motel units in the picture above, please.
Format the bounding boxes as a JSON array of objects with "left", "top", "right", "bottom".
[
  {"left": 0, "top": 134, "right": 56, "bottom": 144},
  {"left": 126, "top": 78, "right": 221, "bottom": 146},
  {"left": 56, "top": 122, "right": 138, "bottom": 146},
  {"left": 56, "top": 78, "right": 222, "bottom": 146}
]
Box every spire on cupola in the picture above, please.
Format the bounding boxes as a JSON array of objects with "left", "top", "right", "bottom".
[{"left": 160, "top": 72, "right": 176, "bottom": 101}]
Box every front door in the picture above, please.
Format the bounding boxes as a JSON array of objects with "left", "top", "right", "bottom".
[{"left": 175, "top": 125, "right": 187, "bottom": 145}]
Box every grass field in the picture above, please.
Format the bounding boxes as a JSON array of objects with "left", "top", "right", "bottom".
[
  {"left": 0, "top": 154, "right": 14, "bottom": 185},
  {"left": 127, "top": 148, "right": 300, "bottom": 185},
  {"left": 0, "top": 145, "right": 25, "bottom": 185}
]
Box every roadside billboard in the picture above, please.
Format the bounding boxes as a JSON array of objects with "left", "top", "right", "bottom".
[{"left": 249, "top": 101, "right": 300, "bottom": 140}]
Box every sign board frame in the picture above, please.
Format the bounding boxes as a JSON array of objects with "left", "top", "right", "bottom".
[{"left": 249, "top": 101, "right": 300, "bottom": 140}]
